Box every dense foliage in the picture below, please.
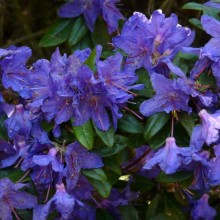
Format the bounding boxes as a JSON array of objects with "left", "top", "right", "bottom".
[{"left": 1, "top": 0, "right": 220, "bottom": 219}]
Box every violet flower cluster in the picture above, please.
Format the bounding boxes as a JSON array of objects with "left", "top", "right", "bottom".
[{"left": 1, "top": 0, "right": 220, "bottom": 219}]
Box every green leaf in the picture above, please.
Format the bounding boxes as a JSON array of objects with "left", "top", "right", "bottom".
[
  {"left": 0, "top": 168, "right": 26, "bottom": 182},
  {"left": 189, "top": 18, "right": 203, "bottom": 30},
  {"left": 182, "top": 2, "right": 204, "bottom": 11},
  {"left": 119, "top": 205, "right": 139, "bottom": 220},
  {"left": 150, "top": 213, "right": 175, "bottom": 220},
  {"left": 134, "top": 68, "right": 154, "bottom": 97},
  {"left": 165, "top": 194, "right": 186, "bottom": 220},
  {"left": 146, "top": 194, "right": 161, "bottom": 219},
  {"left": 91, "top": 18, "right": 112, "bottom": 51},
  {"left": 94, "top": 125, "right": 114, "bottom": 147},
  {"left": 144, "top": 112, "right": 170, "bottom": 141},
  {"left": 130, "top": 175, "right": 155, "bottom": 192},
  {"left": 104, "top": 157, "right": 121, "bottom": 175},
  {"left": 39, "top": 19, "right": 73, "bottom": 47},
  {"left": 148, "top": 125, "right": 170, "bottom": 149},
  {"left": 118, "top": 114, "right": 144, "bottom": 134},
  {"left": 84, "top": 47, "right": 98, "bottom": 70},
  {"left": 82, "top": 168, "right": 107, "bottom": 181},
  {"left": 179, "top": 113, "right": 195, "bottom": 136},
  {"left": 94, "top": 135, "right": 128, "bottom": 157},
  {"left": 73, "top": 120, "right": 94, "bottom": 150},
  {"left": 71, "top": 34, "right": 93, "bottom": 51},
  {"left": 97, "top": 209, "right": 114, "bottom": 220},
  {"left": 68, "top": 16, "right": 88, "bottom": 46},
  {"left": 0, "top": 115, "right": 8, "bottom": 140},
  {"left": 157, "top": 171, "right": 193, "bottom": 183},
  {"left": 88, "top": 178, "right": 111, "bottom": 198}
]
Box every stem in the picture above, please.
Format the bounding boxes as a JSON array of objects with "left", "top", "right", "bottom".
[
  {"left": 16, "top": 169, "right": 31, "bottom": 183},
  {"left": 122, "top": 148, "right": 151, "bottom": 173},
  {"left": 12, "top": 208, "right": 21, "bottom": 220},
  {"left": 44, "top": 184, "right": 51, "bottom": 203},
  {"left": 171, "top": 112, "right": 174, "bottom": 137},
  {"left": 123, "top": 105, "right": 144, "bottom": 121}
]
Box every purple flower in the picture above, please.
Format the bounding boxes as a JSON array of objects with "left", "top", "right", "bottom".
[
  {"left": 97, "top": 52, "right": 142, "bottom": 103},
  {"left": 101, "top": 0, "right": 124, "bottom": 33},
  {"left": 65, "top": 142, "right": 103, "bottom": 192},
  {"left": 0, "top": 46, "right": 32, "bottom": 98},
  {"left": 58, "top": 0, "right": 101, "bottom": 32},
  {"left": 72, "top": 77, "right": 121, "bottom": 131},
  {"left": 0, "top": 178, "right": 37, "bottom": 220},
  {"left": 204, "top": 1, "right": 220, "bottom": 9},
  {"left": 28, "top": 58, "right": 52, "bottom": 107},
  {"left": 58, "top": 0, "right": 123, "bottom": 33},
  {"left": 208, "top": 144, "right": 220, "bottom": 186},
  {"left": 33, "top": 183, "right": 94, "bottom": 220},
  {"left": 191, "top": 15, "right": 220, "bottom": 88},
  {"left": 191, "top": 194, "right": 216, "bottom": 220},
  {"left": 198, "top": 109, "right": 220, "bottom": 145},
  {"left": 4, "top": 104, "right": 32, "bottom": 140},
  {"left": 143, "top": 137, "right": 192, "bottom": 174},
  {"left": 113, "top": 10, "right": 194, "bottom": 71},
  {"left": 140, "top": 73, "right": 191, "bottom": 117}
]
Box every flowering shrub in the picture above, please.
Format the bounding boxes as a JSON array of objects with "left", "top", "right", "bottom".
[{"left": 1, "top": 0, "right": 220, "bottom": 219}]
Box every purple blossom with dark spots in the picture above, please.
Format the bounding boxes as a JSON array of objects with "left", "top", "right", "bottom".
[
  {"left": 113, "top": 10, "right": 194, "bottom": 72},
  {"left": 33, "top": 183, "right": 94, "bottom": 220},
  {"left": 0, "top": 178, "right": 37, "bottom": 220},
  {"left": 0, "top": 46, "right": 32, "bottom": 98},
  {"left": 97, "top": 52, "right": 143, "bottom": 103},
  {"left": 140, "top": 73, "right": 191, "bottom": 117},
  {"left": 65, "top": 142, "right": 103, "bottom": 192},
  {"left": 4, "top": 104, "right": 32, "bottom": 140}
]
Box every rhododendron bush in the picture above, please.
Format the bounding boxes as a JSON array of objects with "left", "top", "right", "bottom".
[{"left": 1, "top": 0, "right": 220, "bottom": 219}]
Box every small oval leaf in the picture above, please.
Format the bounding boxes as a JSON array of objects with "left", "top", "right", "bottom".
[{"left": 73, "top": 120, "right": 94, "bottom": 150}]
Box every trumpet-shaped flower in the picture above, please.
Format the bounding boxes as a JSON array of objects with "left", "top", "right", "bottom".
[{"left": 143, "top": 137, "right": 191, "bottom": 174}]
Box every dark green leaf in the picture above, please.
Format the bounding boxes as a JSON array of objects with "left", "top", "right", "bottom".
[
  {"left": 68, "top": 16, "right": 88, "bottom": 46},
  {"left": 104, "top": 157, "right": 121, "bottom": 175},
  {"left": 94, "top": 135, "right": 128, "bottom": 157},
  {"left": 88, "top": 178, "right": 111, "bottom": 198},
  {"left": 84, "top": 47, "right": 98, "bottom": 70},
  {"left": 73, "top": 120, "right": 94, "bottom": 150},
  {"left": 150, "top": 213, "right": 175, "bottom": 220},
  {"left": 179, "top": 113, "right": 195, "bottom": 136},
  {"left": 148, "top": 124, "right": 170, "bottom": 149},
  {"left": 118, "top": 114, "right": 144, "bottom": 134},
  {"left": 157, "top": 171, "right": 193, "bottom": 183},
  {"left": 0, "top": 168, "right": 26, "bottom": 182},
  {"left": 94, "top": 125, "right": 114, "bottom": 147},
  {"left": 189, "top": 18, "right": 203, "bottom": 30},
  {"left": 91, "top": 19, "right": 112, "bottom": 51},
  {"left": 39, "top": 19, "right": 73, "bottom": 47},
  {"left": 135, "top": 68, "right": 154, "bottom": 98},
  {"left": 144, "top": 112, "right": 170, "bottom": 141},
  {"left": 182, "top": 2, "right": 204, "bottom": 11},
  {"left": 130, "top": 175, "right": 155, "bottom": 192},
  {"left": 82, "top": 168, "right": 107, "bottom": 181},
  {"left": 0, "top": 116, "right": 8, "bottom": 140},
  {"left": 97, "top": 209, "right": 114, "bottom": 220},
  {"left": 146, "top": 194, "right": 161, "bottom": 219},
  {"left": 119, "top": 205, "right": 139, "bottom": 220},
  {"left": 71, "top": 34, "right": 93, "bottom": 51},
  {"left": 165, "top": 194, "right": 186, "bottom": 220}
]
